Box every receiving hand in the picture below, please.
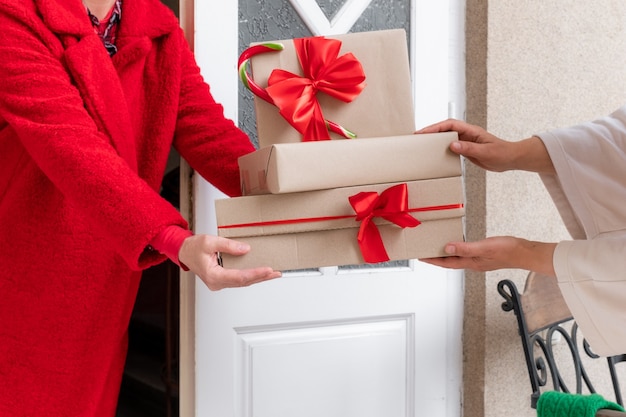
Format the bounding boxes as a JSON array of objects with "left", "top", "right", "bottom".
[
  {"left": 417, "top": 119, "right": 516, "bottom": 172},
  {"left": 419, "top": 236, "right": 556, "bottom": 276},
  {"left": 178, "top": 234, "right": 282, "bottom": 291},
  {"left": 417, "top": 119, "right": 554, "bottom": 174}
]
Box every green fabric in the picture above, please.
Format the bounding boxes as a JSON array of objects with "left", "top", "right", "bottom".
[{"left": 537, "top": 391, "right": 625, "bottom": 417}]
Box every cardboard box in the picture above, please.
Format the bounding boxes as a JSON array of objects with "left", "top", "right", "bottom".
[
  {"left": 216, "top": 177, "right": 465, "bottom": 271},
  {"left": 248, "top": 29, "right": 415, "bottom": 147},
  {"left": 239, "top": 132, "right": 460, "bottom": 195}
]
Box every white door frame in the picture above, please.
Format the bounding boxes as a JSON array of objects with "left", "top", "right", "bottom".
[{"left": 179, "top": 1, "right": 466, "bottom": 415}]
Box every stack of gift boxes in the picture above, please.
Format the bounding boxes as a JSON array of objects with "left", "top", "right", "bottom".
[{"left": 215, "top": 29, "right": 465, "bottom": 271}]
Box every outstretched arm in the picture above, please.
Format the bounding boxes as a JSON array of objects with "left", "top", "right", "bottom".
[
  {"left": 418, "top": 119, "right": 555, "bottom": 174},
  {"left": 150, "top": 226, "right": 282, "bottom": 291},
  {"left": 419, "top": 237, "right": 557, "bottom": 277},
  {"left": 179, "top": 235, "right": 282, "bottom": 291}
]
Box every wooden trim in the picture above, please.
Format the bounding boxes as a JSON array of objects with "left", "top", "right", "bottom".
[
  {"left": 178, "top": 0, "right": 196, "bottom": 415},
  {"left": 597, "top": 410, "right": 626, "bottom": 417},
  {"left": 178, "top": 158, "right": 196, "bottom": 417},
  {"left": 521, "top": 272, "right": 572, "bottom": 334},
  {"left": 178, "top": 0, "right": 194, "bottom": 50}
]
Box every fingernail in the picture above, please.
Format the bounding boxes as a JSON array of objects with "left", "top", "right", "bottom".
[
  {"left": 450, "top": 142, "right": 461, "bottom": 152},
  {"left": 238, "top": 243, "right": 250, "bottom": 251},
  {"left": 445, "top": 244, "right": 456, "bottom": 255}
]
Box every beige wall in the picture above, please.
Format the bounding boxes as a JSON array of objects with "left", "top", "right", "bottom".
[{"left": 464, "top": 2, "right": 626, "bottom": 417}]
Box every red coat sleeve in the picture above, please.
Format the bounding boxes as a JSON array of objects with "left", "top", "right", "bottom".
[{"left": 173, "top": 32, "right": 255, "bottom": 198}]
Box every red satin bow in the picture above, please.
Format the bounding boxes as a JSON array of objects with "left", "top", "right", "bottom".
[
  {"left": 265, "top": 36, "right": 366, "bottom": 141},
  {"left": 349, "top": 183, "right": 421, "bottom": 263}
]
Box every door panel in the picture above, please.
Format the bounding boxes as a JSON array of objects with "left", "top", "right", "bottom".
[
  {"left": 188, "top": 1, "right": 464, "bottom": 416},
  {"left": 194, "top": 266, "right": 458, "bottom": 417},
  {"left": 235, "top": 315, "right": 412, "bottom": 416}
]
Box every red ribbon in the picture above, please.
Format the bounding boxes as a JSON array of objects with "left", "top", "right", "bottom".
[
  {"left": 218, "top": 203, "right": 461, "bottom": 230},
  {"left": 265, "top": 37, "right": 366, "bottom": 141},
  {"left": 348, "top": 183, "right": 421, "bottom": 263}
]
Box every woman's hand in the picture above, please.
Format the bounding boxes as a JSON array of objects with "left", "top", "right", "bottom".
[
  {"left": 417, "top": 119, "right": 555, "bottom": 174},
  {"left": 419, "top": 236, "right": 557, "bottom": 277},
  {"left": 417, "top": 119, "right": 517, "bottom": 172},
  {"left": 178, "top": 234, "right": 282, "bottom": 291}
]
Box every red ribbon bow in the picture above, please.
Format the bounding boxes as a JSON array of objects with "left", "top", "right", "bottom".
[
  {"left": 348, "top": 183, "right": 421, "bottom": 264},
  {"left": 265, "top": 36, "right": 366, "bottom": 141}
]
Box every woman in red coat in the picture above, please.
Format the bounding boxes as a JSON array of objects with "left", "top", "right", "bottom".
[{"left": 0, "top": 0, "right": 281, "bottom": 415}]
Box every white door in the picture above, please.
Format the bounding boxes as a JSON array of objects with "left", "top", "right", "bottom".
[{"left": 182, "top": 1, "right": 465, "bottom": 416}]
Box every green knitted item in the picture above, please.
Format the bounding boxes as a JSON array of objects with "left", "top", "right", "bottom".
[{"left": 537, "top": 391, "right": 625, "bottom": 417}]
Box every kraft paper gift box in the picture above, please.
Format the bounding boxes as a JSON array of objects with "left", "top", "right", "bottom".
[
  {"left": 239, "top": 132, "right": 459, "bottom": 195},
  {"left": 215, "top": 177, "right": 465, "bottom": 271},
  {"left": 242, "top": 29, "right": 415, "bottom": 148}
]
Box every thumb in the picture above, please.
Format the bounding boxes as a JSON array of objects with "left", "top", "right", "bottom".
[
  {"left": 215, "top": 236, "right": 251, "bottom": 255},
  {"left": 444, "top": 242, "right": 472, "bottom": 257},
  {"left": 450, "top": 140, "right": 478, "bottom": 157}
]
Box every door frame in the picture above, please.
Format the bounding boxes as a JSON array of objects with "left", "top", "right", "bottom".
[
  {"left": 177, "top": 2, "right": 195, "bottom": 417},
  {"left": 178, "top": 1, "right": 466, "bottom": 415}
]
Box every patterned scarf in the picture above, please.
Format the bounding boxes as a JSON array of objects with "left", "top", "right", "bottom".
[{"left": 86, "top": 0, "right": 122, "bottom": 56}]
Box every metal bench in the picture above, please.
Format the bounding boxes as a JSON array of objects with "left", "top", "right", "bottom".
[{"left": 498, "top": 272, "right": 626, "bottom": 416}]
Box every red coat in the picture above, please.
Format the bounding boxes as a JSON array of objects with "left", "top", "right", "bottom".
[{"left": 0, "top": 0, "right": 254, "bottom": 415}]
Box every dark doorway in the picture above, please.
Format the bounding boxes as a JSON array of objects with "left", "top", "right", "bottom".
[
  {"left": 115, "top": 1, "right": 181, "bottom": 415},
  {"left": 116, "top": 156, "right": 181, "bottom": 417},
  {"left": 110, "top": 1, "right": 182, "bottom": 416}
]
